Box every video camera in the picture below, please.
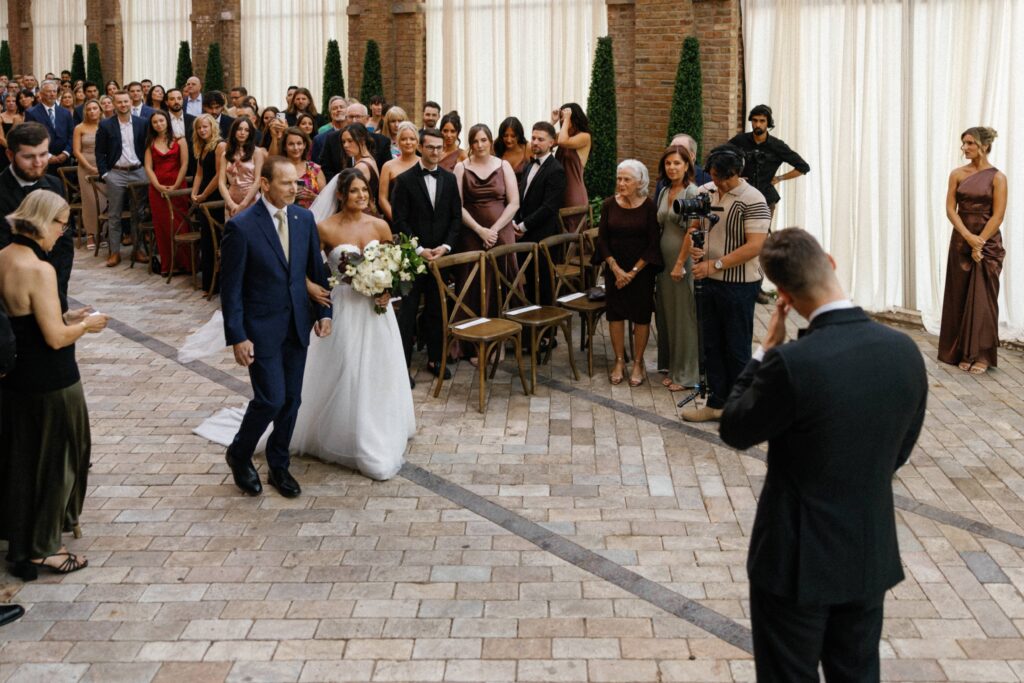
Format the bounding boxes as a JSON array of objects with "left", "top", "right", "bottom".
[{"left": 673, "top": 192, "right": 714, "bottom": 218}]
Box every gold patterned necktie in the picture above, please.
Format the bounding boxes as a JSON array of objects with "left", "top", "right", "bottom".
[{"left": 275, "top": 210, "right": 289, "bottom": 262}]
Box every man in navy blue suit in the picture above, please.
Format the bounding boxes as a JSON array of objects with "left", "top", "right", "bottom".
[
  {"left": 220, "top": 156, "right": 333, "bottom": 499},
  {"left": 126, "top": 81, "right": 156, "bottom": 120},
  {"left": 23, "top": 79, "right": 74, "bottom": 177},
  {"left": 95, "top": 90, "right": 149, "bottom": 266}
]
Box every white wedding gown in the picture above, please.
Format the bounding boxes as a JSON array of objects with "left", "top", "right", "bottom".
[{"left": 188, "top": 242, "right": 414, "bottom": 481}]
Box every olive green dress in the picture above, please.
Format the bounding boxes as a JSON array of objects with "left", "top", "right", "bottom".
[{"left": 655, "top": 184, "right": 699, "bottom": 387}]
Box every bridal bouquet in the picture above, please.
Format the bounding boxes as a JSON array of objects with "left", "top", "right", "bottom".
[{"left": 342, "top": 237, "right": 427, "bottom": 314}]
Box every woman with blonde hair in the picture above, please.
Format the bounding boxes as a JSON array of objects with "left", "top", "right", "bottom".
[
  {"left": 190, "top": 114, "right": 225, "bottom": 293},
  {"left": 381, "top": 106, "right": 408, "bottom": 159},
  {"left": 378, "top": 121, "right": 420, "bottom": 222},
  {"left": 0, "top": 190, "right": 108, "bottom": 581},
  {"left": 72, "top": 99, "right": 106, "bottom": 249}
]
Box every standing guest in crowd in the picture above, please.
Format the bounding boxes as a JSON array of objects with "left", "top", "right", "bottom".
[
  {"left": 312, "top": 97, "right": 347, "bottom": 164},
  {"left": 25, "top": 80, "right": 75, "bottom": 176},
  {"left": 594, "top": 160, "right": 662, "bottom": 386},
  {"left": 552, "top": 102, "right": 591, "bottom": 231},
  {"left": 494, "top": 116, "right": 530, "bottom": 175},
  {"left": 285, "top": 85, "right": 298, "bottom": 109},
  {"left": 0, "top": 123, "right": 75, "bottom": 309},
  {"left": 73, "top": 81, "right": 99, "bottom": 123},
  {"left": 341, "top": 123, "right": 379, "bottom": 213},
  {"left": 243, "top": 96, "right": 259, "bottom": 116},
  {"left": 59, "top": 90, "right": 75, "bottom": 117},
  {"left": 183, "top": 76, "right": 203, "bottom": 117},
  {"left": 227, "top": 86, "right": 247, "bottom": 116},
  {"left": 73, "top": 99, "right": 106, "bottom": 250},
  {"left": 421, "top": 100, "right": 441, "bottom": 134},
  {"left": 235, "top": 106, "right": 259, "bottom": 133},
  {"left": 354, "top": 102, "right": 396, "bottom": 173},
  {"left": 261, "top": 112, "right": 288, "bottom": 157},
  {"left": 0, "top": 190, "right": 109, "bottom": 581},
  {"left": 453, "top": 123, "right": 520, "bottom": 363},
  {"left": 203, "top": 90, "right": 234, "bottom": 139},
  {"left": 682, "top": 144, "right": 770, "bottom": 422},
  {"left": 378, "top": 121, "right": 421, "bottom": 223},
  {"left": 666, "top": 133, "right": 711, "bottom": 187},
  {"left": 126, "top": 81, "right": 155, "bottom": 120},
  {"left": 381, "top": 106, "right": 408, "bottom": 160},
  {"left": 219, "top": 117, "right": 265, "bottom": 217},
  {"left": 72, "top": 85, "right": 85, "bottom": 108},
  {"left": 190, "top": 114, "right": 225, "bottom": 293},
  {"left": 285, "top": 87, "right": 321, "bottom": 128},
  {"left": 140, "top": 79, "right": 152, "bottom": 99},
  {"left": 16, "top": 88, "right": 37, "bottom": 113},
  {"left": 512, "top": 122, "right": 566, "bottom": 306},
  {"left": 98, "top": 95, "right": 115, "bottom": 119},
  {"left": 144, "top": 110, "right": 191, "bottom": 276},
  {"left": 284, "top": 127, "right": 325, "bottom": 210},
  {"left": 95, "top": 91, "right": 148, "bottom": 267},
  {"left": 319, "top": 102, "right": 387, "bottom": 182},
  {"left": 0, "top": 276, "right": 23, "bottom": 623},
  {"left": 295, "top": 112, "right": 317, "bottom": 140},
  {"left": 438, "top": 111, "right": 467, "bottom": 172},
  {"left": 719, "top": 228, "right": 927, "bottom": 683},
  {"left": 259, "top": 106, "right": 280, "bottom": 136},
  {"left": 104, "top": 79, "right": 120, "bottom": 97},
  {"left": 22, "top": 75, "right": 39, "bottom": 93},
  {"left": 729, "top": 105, "right": 810, "bottom": 223},
  {"left": 145, "top": 84, "right": 167, "bottom": 111},
  {"left": 939, "top": 127, "right": 1006, "bottom": 375},
  {"left": 367, "top": 95, "right": 386, "bottom": 133},
  {"left": 654, "top": 145, "right": 699, "bottom": 392},
  {"left": 0, "top": 94, "right": 23, "bottom": 171},
  {"left": 164, "top": 88, "right": 195, "bottom": 173},
  {"left": 392, "top": 128, "right": 463, "bottom": 384}
]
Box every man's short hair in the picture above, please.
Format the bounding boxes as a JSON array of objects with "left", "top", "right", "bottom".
[
  {"left": 260, "top": 155, "right": 291, "bottom": 182},
  {"left": 704, "top": 144, "right": 745, "bottom": 179},
  {"left": 40, "top": 79, "right": 59, "bottom": 90},
  {"left": 423, "top": 100, "right": 440, "bottom": 112},
  {"left": 126, "top": 81, "right": 142, "bottom": 90},
  {"left": 419, "top": 127, "right": 442, "bottom": 145},
  {"left": 748, "top": 104, "right": 775, "bottom": 128},
  {"left": 141, "top": 78, "right": 152, "bottom": 85},
  {"left": 7, "top": 121, "right": 50, "bottom": 153},
  {"left": 205, "top": 90, "right": 226, "bottom": 107},
  {"left": 532, "top": 121, "right": 557, "bottom": 139},
  {"left": 83, "top": 80, "right": 98, "bottom": 91},
  {"left": 166, "top": 88, "right": 182, "bottom": 99},
  {"left": 759, "top": 228, "right": 833, "bottom": 297},
  {"left": 231, "top": 86, "right": 248, "bottom": 96}
]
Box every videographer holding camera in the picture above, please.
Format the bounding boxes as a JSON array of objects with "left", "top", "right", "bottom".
[{"left": 681, "top": 144, "right": 771, "bottom": 423}]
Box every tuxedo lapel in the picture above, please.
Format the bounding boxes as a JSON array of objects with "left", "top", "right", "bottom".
[
  {"left": 252, "top": 200, "right": 289, "bottom": 269},
  {"left": 414, "top": 169, "right": 433, "bottom": 208},
  {"left": 522, "top": 159, "right": 547, "bottom": 202}
]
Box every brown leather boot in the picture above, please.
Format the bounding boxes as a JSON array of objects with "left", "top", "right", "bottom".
[{"left": 105, "top": 252, "right": 121, "bottom": 267}]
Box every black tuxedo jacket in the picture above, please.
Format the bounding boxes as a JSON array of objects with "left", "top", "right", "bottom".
[
  {"left": 216, "top": 113, "right": 235, "bottom": 140},
  {"left": 391, "top": 164, "right": 461, "bottom": 251},
  {"left": 0, "top": 168, "right": 74, "bottom": 311},
  {"left": 25, "top": 103, "right": 75, "bottom": 158},
  {"left": 318, "top": 129, "right": 393, "bottom": 184},
  {"left": 515, "top": 155, "right": 566, "bottom": 241},
  {"left": 95, "top": 115, "right": 148, "bottom": 176},
  {"left": 719, "top": 307, "right": 927, "bottom": 605}
]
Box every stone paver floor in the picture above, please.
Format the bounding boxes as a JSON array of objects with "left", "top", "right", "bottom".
[{"left": 1, "top": 247, "right": 1023, "bottom": 682}]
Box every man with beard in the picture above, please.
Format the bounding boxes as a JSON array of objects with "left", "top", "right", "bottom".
[
  {"left": 165, "top": 88, "right": 196, "bottom": 172},
  {"left": 0, "top": 122, "right": 74, "bottom": 310}
]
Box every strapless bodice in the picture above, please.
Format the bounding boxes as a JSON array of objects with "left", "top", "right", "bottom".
[{"left": 327, "top": 241, "right": 379, "bottom": 276}]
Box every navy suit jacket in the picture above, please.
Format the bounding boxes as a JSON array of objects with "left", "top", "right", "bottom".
[
  {"left": 95, "top": 115, "right": 148, "bottom": 176},
  {"left": 220, "top": 199, "right": 331, "bottom": 356},
  {"left": 25, "top": 103, "right": 75, "bottom": 158},
  {"left": 131, "top": 104, "right": 157, "bottom": 120}
]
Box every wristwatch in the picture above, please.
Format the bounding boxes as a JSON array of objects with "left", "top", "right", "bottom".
[
  {"left": 631, "top": 266, "right": 640, "bottom": 273},
  {"left": 714, "top": 259, "right": 724, "bottom": 270}
]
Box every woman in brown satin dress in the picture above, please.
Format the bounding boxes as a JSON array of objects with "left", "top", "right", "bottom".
[
  {"left": 452, "top": 124, "right": 521, "bottom": 363},
  {"left": 494, "top": 117, "right": 531, "bottom": 175},
  {"left": 552, "top": 102, "right": 591, "bottom": 231},
  {"left": 439, "top": 111, "right": 468, "bottom": 172},
  {"left": 938, "top": 127, "right": 1007, "bottom": 374}
]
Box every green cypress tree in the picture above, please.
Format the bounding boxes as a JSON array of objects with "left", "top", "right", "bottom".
[
  {"left": 666, "top": 36, "right": 704, "bottom": 162},
  {"left": 204, "top": 42, "right": 225, "bottom": 93},
  {"left": 0, "top": 41, "right": 11, "bottom": 79},
  {"left": 322, "top": 39, "right": 345, "bottom": 114},
  {"left": 359, "top": 40, "right": 383, "bottom": 105},
  {"left": 583, "top": 36, "right": 617, "bottom": 201},
  {"left": 175, "top": 41, "right": 193, "bottom": 90},
  {"left": 86, "top": 43, "right": 103, "bottom": 84},
  {"left": 70, "top": 44, "right": 86, "bottom": 82}
]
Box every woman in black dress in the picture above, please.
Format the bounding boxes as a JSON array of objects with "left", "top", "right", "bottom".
[
  {"left": 0, "top": 191, "right": 108, "bottom": 581},
  {"left": 190, "top": 114, "right": 226, "bottom": 293},
  {"left": 593, "top": 160, "right": 662, "bottom": 386}
]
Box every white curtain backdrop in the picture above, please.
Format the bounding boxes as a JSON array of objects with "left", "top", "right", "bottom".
[
  {"left": 121, "top": 0, "right": 192, "bottom": 87},
  {"left": 742, "top": 0, "right": 1023, "bottom": 341},
  {"left": 426, "top": 0, "right": 607, "bottom": 134},
  {"left": 0, "top": 0, "right": 9, "bottom": 45},
  {"left": 240, "top": 0, "right": 348, "bottom": 111},
  {"left": 31, "top": 0, "right": 86, "bottom": 77}
]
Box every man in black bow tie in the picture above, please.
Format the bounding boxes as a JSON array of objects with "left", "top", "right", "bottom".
[
  {"left": 0, "top": 122, "right": 74, "bottom": 310},
  {"left": 391, "top": 128, "right": 462, "bottom": 383},
  {"left": 719, "top": 228, "right": 927, "bottom": 683}
]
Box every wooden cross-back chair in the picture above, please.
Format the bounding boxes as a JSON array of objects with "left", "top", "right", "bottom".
[
  {"left": 487, "top": 242, "right": 578, "bottom": 393},
  {"left": 86, "top": 175, "right": 130, "bottom": 258},
  {"left": 162, "top": 188, "right": 202, "bottom": 288},
  {"left": 126, "top": 180, "right": 155, "bottom": 270},
  {"left": 199, "top": 201, "right": 226, "bottom": 299},
  {"left": 558, "top": 204, "right": 593, "bottom": 234},
  {"left": 56, "top": 167, "right": 84, "bottom": 247},
  {"left": 428, "top": 251, "right": 529, "bottom": 412}
]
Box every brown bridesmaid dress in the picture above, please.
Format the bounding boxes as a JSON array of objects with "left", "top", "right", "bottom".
[
  {"left": 439, "top": 149, "right": 462, "bottom": 172},
  {"left": 938, "top": 167, "right": 1005, "bottom": 368},
  {"left": 556, "top": 146, "right": 588, "bottom": 231}
]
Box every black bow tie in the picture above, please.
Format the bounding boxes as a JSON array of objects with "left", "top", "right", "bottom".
[
  {"left": 422, "top": 167, "right": 439, "bottom": 178},
  {"left": 530, "top": 157, "right": 542, "bottom": 166}
]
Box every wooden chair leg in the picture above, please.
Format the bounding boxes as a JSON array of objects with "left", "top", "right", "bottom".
[
  {"left": 190, "top": 243, "right": 199, "bottom": 289},
  {"left": 586, "top": 314, "right": 596, "bottom": 377},
  {"left": 512, "top": 335, "right": 529, "bottom": 396},
  {"left": 206, "top": 261, "right": 219, "bottom": 300},
  {"left": 529, "top": 328, "right": 538, "bottom": 395},
  {"left": 477, "top": 341, "right": 487, "bottom": 413},
  {"left": 562, "top": 320, "right": 579, "bottom": 380}
]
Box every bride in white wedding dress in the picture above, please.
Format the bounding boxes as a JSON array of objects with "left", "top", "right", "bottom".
[{"left": 187, "top": 169, "right": 414, "bottom": 481}]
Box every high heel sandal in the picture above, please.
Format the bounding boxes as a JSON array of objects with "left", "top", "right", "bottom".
[
  {"left": 609, "top": 357, "right": 625, "bottom": 385},
  {"left": 629, "top": 362, "right": 646, "bottom": 387},
  {"left": 12, "top": 552, "right": 89, "bottom": 581}
]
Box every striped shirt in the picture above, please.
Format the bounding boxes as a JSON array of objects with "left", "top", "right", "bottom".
[{"left": 698, "top": 179, "right": 770, "bottom": 283}]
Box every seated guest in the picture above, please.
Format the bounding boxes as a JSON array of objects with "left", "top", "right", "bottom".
[
  {"left": 283, "top": 127, "right": 325, "bottom": 209},
  {"left": 681, "top": 144, "right": 770, "bottom": 422},
  {"left": 0, "top": 190, "right": 109, "bottom": 581},
  {"left": 218, "top": 116, "right": 265, "bottom": 217},
  {"left": 190, "top": 114, "right": 225, "bottom": 293},
  {"left": 654, "top": 145, "right": 699, "bottom": 392},
  {"left": 378, "top": 121, "right": 421, "bottom": 223},
  {"left": 438, "top": 111, "right": 467, "bottom": 171},
  {"left": 593, "top": 159, "right": 662, "bottom": 386},
  {"left": 552, "top": 102, "right": 591, "bottom": 231},
  {"left": 24, "top": 79, "right": 74, "bottom": 176},
  {"left": 73, "top": 99, "right": 106, "bottom": 250},
  {"left": 381, "top": 106, "right": 407, "bottom": 160},
  {"left": 494, "top": 116, "right": 530, "bottom": 175},
  {"left": 125, "top": 81, "right": 155, "bottom": 119},
  {"left": 145, "top": 84, "right": 167, "bottom": 111},
  {"left": 367, "top": 95, "right": 386, "bottom": 133},
  {"left": 285, "top": 87, "right": 321, "bottom": 128},
  {"left": 143, "top": 110, "right": 191, "bottom": 276}
]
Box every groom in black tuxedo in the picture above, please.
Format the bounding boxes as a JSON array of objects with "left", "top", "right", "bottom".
[
  {"left": 719, "top": 228, "right": 928, "bottom": 683},
  {"left": 391, "top": 128, "right": 462, "bottom": 382}
]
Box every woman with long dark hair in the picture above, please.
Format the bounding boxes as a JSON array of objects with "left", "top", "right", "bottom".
[
  {"left": 551, "top": 102, "right": 592, "bottom": 230},
  {"left": 218, "top": 117, "right": 266, "bottom": 217},
  {"left": 284, "top": 127, "right": 326, "bottom": 209},
  {"left": 494, "top": 116, "right": 530, "bottom": 175},
  {"left": 342, "top": 123, "right": 380, "bottom": 214},
  {"left": 143, "top": 110, "right": 190, "bottom": 275},
  {"left": 438, "top": 111, "right": 467, "bottom": 172}
]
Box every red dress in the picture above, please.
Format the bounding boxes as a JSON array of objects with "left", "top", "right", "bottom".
[{"left": 149, "top": 141, "right": 190, "bottom": 274}]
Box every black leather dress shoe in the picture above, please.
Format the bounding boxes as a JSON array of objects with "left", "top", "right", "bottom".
[
  {"left": 268, "top": 467, "right": 301, "bottom": 498},
  {"left": 427, "top": 363, "right": 452, "bottom": 380},
  {"left": 0, "top": 604, "right": 25, "bottom": 627},
  {"left": 225, "top": 452, "right": 262, "bottom": 495}
]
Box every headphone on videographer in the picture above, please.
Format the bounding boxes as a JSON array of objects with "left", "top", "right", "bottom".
[
  {"left": 748, "top": 104, "right": 775, "bottom": 130},
  {"left": 703, "top": 144, "right": 746, "bottom": 183}
]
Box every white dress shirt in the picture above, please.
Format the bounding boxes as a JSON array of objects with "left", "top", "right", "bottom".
[
  {"left": 523, "top": 151, "right": 551, "bottom": 196},
  {"left": 185, "top": 95, "right": 203, "bottom": 117},
  {"left": 169, "top": 113, "right": 186, "bottom": 139},
  {"left": 116, "top": 117, "right": 140, "bottom": 168},
  {"left": 415, "top": 162, "right": 451, "bottom": 255},
  {"left": 752, "top": 298, "right": 855, "bottom": 361}
]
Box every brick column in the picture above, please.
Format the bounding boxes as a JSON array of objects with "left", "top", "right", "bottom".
[
  {"left": 190, "top": 0, "right": 241, "bottom": 90},
  {"left": 693, "top": 0, "right": 744, "bottom": 148},
  {"left": 347, "top": 1, "right": 391, "bottom": 104},
  {"left": 8, "top": 0, "right": 32, "bottom": 75},
  {"left": 85, "top": 0, "right": 122, "bottom": 84},
  {"left": 348, "top": 0, "right": 425, "bottom": 111},
  {"left": 606, "top": 1, "right": 636, "bottom": 167}
]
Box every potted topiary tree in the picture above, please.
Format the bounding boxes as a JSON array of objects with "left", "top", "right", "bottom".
[
  {"left": 322, "top": 39, "right": 346, "bottom": 114},
  {"left": 70, "top": 44, "right": 86, "bottom": 82},
  {"left": 0, "top": 41, "right": 11, "bottom": 79},
  {"left": 359, "top": 40, "right": 383, "bottom": 105},
  {"left": 584, "top": 36, "right": 617, "bottom": 203},
  {"left": 86, "top": 43, "right": 103, "bottom": 85},
  {"left": 204, "top": 42, "right": 224, "bottom": 93},
  {"left": 666, "top": 36, "right": 704, "bottom": 162},
  {"left": 175, "top": 41, "right": 193, "bottom": 90}
]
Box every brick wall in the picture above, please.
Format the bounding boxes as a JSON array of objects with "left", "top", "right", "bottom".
[
  {"left": 85, "top": 0, "right": 122, "bottom": 84},
  {"left": 190, "top": 0, "right": 241, "bottom": 91},
  {"left": 607, "top": 1, "right": 636, "bottom": 164},
  {"left": 8, "top": 0, "right": 31, "bottom": 75},
  {"left": 347, "top": 1, "right": 424, "bottom": 115}
]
